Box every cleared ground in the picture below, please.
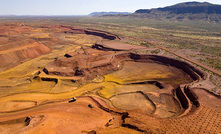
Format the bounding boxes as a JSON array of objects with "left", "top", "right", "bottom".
[{"left": 0, "top": 22, "right": 220, "bottom": 134}]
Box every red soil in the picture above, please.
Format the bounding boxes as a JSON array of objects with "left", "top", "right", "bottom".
[
  {"left": 94, "top": 40, "right": 147, "bottom": 51},
  {"left": 0, "top": 96, "right": 124, "bottom": 134},
  {"left": 0, "top": 41, "right": 51, "bottom": 69},
  {"left": 0, "top": 24, "right": 220, "bottom": 134},
  {"left": 44, "top": 46, "right": 204, "bottom": 83},
  {"left": 0, "top": 24, "right": 120, "bottom": 72}
]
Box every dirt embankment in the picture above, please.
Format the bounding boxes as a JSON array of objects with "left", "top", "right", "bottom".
[
  {"left": 92, "top": 42, "right": 205, "bottom": 81},
  {"left": 60, "top": 25, "right": 120, "bottom": 40},
  {"left": 0, "top": 24, "right": 120, "bottom": 72},
  {"left": 1, "top": 24, "right": 219, "bottom": 134},
  {"left": 0, "top": 42, "right": 51, "bottom": 70},
  {"left": 43, "top": 47, "right": 129, "bottom": 80},
  {"left": 42, "top": 46, "right": 205, "bottom": 116},
  {"left": 44, "top": 46, "right": 204, "bottom": 83},
  {"left": 93, "top": 41, "right": 147, "bottom": 51},
  {"left": 0, "top": 96, "right": 129, "bottom": 134},
  {"left": 129, "top": 53, "right": 205, "bottom": 81}
]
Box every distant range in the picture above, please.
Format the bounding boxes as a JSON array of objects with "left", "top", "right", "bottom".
[
  {"left": 90, "top": 2, "right": 221, "bottom": 23},
  {"left": 89, "top": 12, "right": 131, "bottom": 16}
]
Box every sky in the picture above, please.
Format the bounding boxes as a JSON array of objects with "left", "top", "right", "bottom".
[{"left": 0, "top": 0, "right": 221, "bottom": 16}]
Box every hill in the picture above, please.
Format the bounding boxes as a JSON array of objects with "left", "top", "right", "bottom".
[
  {"left": 134, "top": 2, "right": 221, "bottom": 22},
  {"left": 89, "top": 12, "right": 131, "bottom": 16}
]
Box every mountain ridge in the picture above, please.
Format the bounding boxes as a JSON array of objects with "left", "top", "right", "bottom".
[
  {"left": 135, "top": 2, "right": 221, "bottom": 14},
  {"left": 92, "top": 2, "right": 221, "bottom": 23}
]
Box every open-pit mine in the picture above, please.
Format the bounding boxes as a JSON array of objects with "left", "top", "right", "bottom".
[{"left": 0, "top": 23, "right": 220, "bottom": 134}]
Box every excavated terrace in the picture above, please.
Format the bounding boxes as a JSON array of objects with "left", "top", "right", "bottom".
[{"left": 0, "top": 24, "right": 220, "bottom": 134}]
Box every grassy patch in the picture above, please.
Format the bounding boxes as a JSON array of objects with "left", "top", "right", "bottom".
[{"left": 199, "top": 58, "right": 221, "bottom": 70}]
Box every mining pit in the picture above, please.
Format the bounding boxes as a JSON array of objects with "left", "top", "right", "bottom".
[{"left": 0, "top": 24, "right": 220, "bottom": 134}]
